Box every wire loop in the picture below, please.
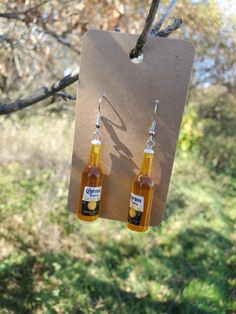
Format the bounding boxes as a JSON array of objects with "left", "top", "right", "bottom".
[{"left": 145, "top": 99, "right": 159, "bottom": 150}]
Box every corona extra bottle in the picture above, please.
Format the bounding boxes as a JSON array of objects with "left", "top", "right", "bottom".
[
  {"left": 77, "top": 94, "right": 105, "bottom": 222},
  {"left": 77, "top": 139, "right": 103, "bottom": 221},
  {"left": 127, "top": 100, "right": 158, "bottom": 232}
]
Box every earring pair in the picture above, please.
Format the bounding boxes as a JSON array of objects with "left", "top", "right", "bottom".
[{"left": 77, "top": 94, "right": 158, "bottom": 232}]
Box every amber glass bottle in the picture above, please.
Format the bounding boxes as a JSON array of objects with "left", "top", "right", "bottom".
[
  {"left": 127, "top": 148, "right": 154, "bottom": 232},
  {"left": 77, "top": 139, "right": 103, "bottom": 221}
]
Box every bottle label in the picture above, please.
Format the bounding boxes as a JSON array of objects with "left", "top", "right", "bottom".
[
  {"left": 81, "top": 186, "right": 102, "bottom": 216},
  {"left": 128, "top": 193, "right": 144, "bottom": 225}
]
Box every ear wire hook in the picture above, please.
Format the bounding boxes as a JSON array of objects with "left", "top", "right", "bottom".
[
  {"left": 95, "top": 93, "right": 105, "bottom": 129},
  {"left": 149, "top": 99, "right": 159, "bottom": 135},
  {"left": 92, "top": 93, "right": 111, "bottom": 142},
  {"left": 146, "top": 99, "right": 159, "bottom": 150},
  {"left": 96, "top": 92, "right": 112, "bottom": 128}
]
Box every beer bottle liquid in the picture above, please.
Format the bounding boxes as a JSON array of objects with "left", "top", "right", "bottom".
[
  {"left": 77, "top": 139, "right": 103, "bottom": 221},
  {"left": 127, "top": 148, "right": 154, "bottom": 232}
]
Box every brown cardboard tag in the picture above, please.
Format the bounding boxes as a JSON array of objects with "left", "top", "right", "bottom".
[{"left": 68, "top": 30, "right": 195, "bottom": 226}]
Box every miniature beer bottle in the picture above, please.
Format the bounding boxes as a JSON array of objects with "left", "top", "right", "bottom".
[
  {"left": 127, "top": 99, "right": 159, "bottom": 232},
  {"left": 77, "top": 139, "right": 103, "bottom": 221},
  {"left": 127, "top": 148, "right": 154, "bottom": 232}
]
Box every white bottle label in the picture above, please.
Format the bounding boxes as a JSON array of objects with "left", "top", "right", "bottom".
[
  {"left": 82, "top": 186, "right": 102, "bottom": 202},
  {"left": 129, "top": 193, "right": 144, "bottom": 212}
]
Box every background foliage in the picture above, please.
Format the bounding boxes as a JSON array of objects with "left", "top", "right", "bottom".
[{"left": 0, "top": 0, "right": 235, "bottom": 313}]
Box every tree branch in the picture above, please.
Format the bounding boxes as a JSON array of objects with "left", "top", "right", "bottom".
[
  {"left": 55, "top": 92, "right": 77, "bottom": 100},
  {"left": 0, "top": 1, "right": 48, "bottom": 21},
  {"left": 0, "top": 5, "right": 81, "bottom": 54},
  {"left": 0, "top": 12, "right": 23, "bottom": 20},
  {"left": 150, "top": 0, "right": 178, "bottom": 36},
  {"left": 130, "top": 0, "right": 181, "bottom": 58},
  {"left": 155, "top": 17, "right": 182, "bottom": 37},
  {"left": 0, "top": 70, "right": 79, "bottom": 115},
  {"left": 130, "top": 0, "right": 161, "bottom": 59},
  {"left": 44, "top": 28, "right": 81, "bottom": 55},
  {"left": 0, "top": 0, "right": 183, "bottom": 115}
]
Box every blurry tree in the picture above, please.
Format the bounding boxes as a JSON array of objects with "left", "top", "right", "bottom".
[
  {"left": 0, "top": 0, "right": 235, "bottom": 117},
  {"left": 1, "top": 1, "right": 235, "bottom": 111},
  {"left": 0, "top": 0, "right": 183, "bottom": 113}
]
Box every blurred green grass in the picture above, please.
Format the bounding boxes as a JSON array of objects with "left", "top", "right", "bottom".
[{"left": 0, "top": 106, "right": 235, "bottom": 313}]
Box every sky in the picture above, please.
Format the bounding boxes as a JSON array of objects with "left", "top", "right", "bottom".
[{"left": 217, "top": 0, "right": 236, "bottom": 14}]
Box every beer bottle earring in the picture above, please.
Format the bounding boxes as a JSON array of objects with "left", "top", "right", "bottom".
[
  {"left": 127, "top": 100, "right": 159, "bottom": 232},
  {"left": 77, "top": 94, "right": 106, "bottom": 222}
]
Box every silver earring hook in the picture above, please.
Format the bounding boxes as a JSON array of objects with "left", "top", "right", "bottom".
[
  {"left": 95, "top": 93, "right": 104, "bottom": 129},
  {"left": 149, "top": 99, "right": 159, "bottom": 136},
  {"left": 96, "top": 93, "right": 109, "bottom": 129},
  {"left": 92, "top": 93, "right": 109, "bottom": 143},
  {"left": 154, "top": 99, "right": 159, "bottom": 120},
  {"left": 99, "top": 93, "right": 106, "bottom": 109},
  {"left": 146, "top": 99, "right": 159, "bottom": 150}
]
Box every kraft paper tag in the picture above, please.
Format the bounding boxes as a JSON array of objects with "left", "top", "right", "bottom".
[{"left": 68, "top": 30, "right": 195, "bottom": 226}]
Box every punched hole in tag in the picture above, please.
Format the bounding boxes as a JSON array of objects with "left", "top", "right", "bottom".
[{"left": 130, "top": 52, "right": 144, "bottom": 64}]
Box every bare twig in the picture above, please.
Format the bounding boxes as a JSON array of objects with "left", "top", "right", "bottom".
[
  {"left": 23, "top": 0, "right": 48, "bottom": 14},
  {"left": 0, "top": 70, "right": 79, "bottom": 115},
  {"left": 150, "top": 0, "right": 178, "bottom": 36},
  {"left": 131, "top": 0, "right": 181, "bottom": 58},
  {"left": 0, "top": 12, "right": 22, "bottom": 20},
  {"left": 0, "top": 1, "right": 48, "bottom": 20},
  {"left": 44, "top": 29, "right": 81, "bottom": 54},
  {"left": 55, "top": 92, "right": 76, "bottom": 100},
  {"left": 130, "top": 0, "right": 161, "bottom": 59},
  {"left": 0, "top": 6, "right": 81, "bottom": 54},
  {"left": 155, "top": 17, "right": 182, "bottom": 37}
]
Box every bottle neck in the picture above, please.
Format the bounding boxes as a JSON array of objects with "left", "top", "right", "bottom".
[
  {"left": 88, "top": 142, "right": 101, "bottom": 167},
  {"left": 140, "top": 151, "right": 154, "bottom": 176}
]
